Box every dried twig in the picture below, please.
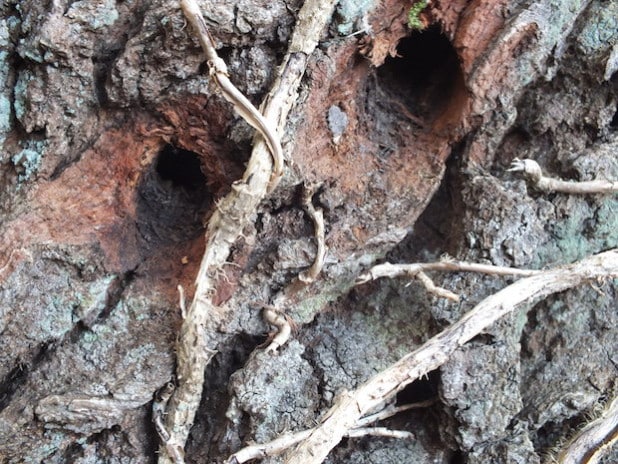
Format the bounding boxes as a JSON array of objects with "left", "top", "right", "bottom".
[
  {"left": 508, "top": 158, "right": 618, "bottom": 194},
  {"left": 159, "top": 1, "right": 338, "bottom": 462},
  {"left": 352, "top": 400, "right": 435, "bottom": 428},
  {"left": 356, "top": 260, "right": 540, "bottom": 301},
  {"left": 225, "top": 400, "right": 431, "bottom": 463},
  {"left": 416, "top": 270, "right": 460, "bottom": 301},
  {"left": 345, "top": 427, "right": 413, "bottom": 439},
  {"left": 357, "top": 260, "right": 540, "bottom": 284},
  {"left": 280, "top": 249, "right": 618, "bottom": 464},
  {"left": 298, "top": 184, "right": 327, "bottom": 283},
  {"left": 177, "top": 285, "right": 187, "bottom": 319},
  {"left": 226, "top": 429, "right": 313, "bottom": 464},
  {"left": 554, "top": 395, "right": 618, "bottom": 464}
]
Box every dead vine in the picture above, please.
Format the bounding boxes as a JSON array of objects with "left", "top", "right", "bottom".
[{"left": 156, "top": 0, "right": 338, "bottom": 462}]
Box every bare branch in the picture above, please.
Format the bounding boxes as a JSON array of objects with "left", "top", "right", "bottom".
[
  {"left": 281, "top": 249, "right": 618, "bottom": 464},
  {"left": 356, "top": 260, "right": 540, "bottom": 285},
  {"left": 416, "top": 271, "right": 460, "bottom": 301},
  {"left": 179, "top": 0, "right": 283, "bottom": 190},
  {"left": 554, "top": 395, "right": 618, "bottom": 464},
  {"left": 225, "top": 429, "right": 313, "bottom": 464},
  {"left": 353, "top": 400, "right": 436, "bottom": 428},
  {"left": 508, "top": 158, "right": 618, "bottom": 194}
]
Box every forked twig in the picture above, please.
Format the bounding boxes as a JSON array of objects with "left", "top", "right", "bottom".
[{"left": 356, "top": 260, "right": 540, "bottom": 301}]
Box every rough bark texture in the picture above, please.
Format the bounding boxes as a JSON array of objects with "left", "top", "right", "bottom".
[{"left": 0, "top": 0, "right": 616, "bottom": 463}]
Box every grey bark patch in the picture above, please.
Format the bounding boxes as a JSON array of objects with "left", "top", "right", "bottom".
[
  {"left": 225, "top": 341, "right": 319, "bottom": 444},
  {"left": 327, "top": 105, "right": 348, "bottom": 143}
]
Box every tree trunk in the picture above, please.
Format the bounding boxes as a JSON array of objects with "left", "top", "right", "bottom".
[{"left": 0, "top": 0, "right": 616, "bottom": 462}]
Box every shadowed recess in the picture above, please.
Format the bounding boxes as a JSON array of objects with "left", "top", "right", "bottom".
[
  {"left": 156, "top": 144, "right": 208, "bottom": 190},
  {"left": 377, "top": 25, "right": 463, "bottom": 123},
  {"left": 396, "top": 368, "right": 440, "bottom": 405},
  {"left": 610, "top": 105, "right": 618, "bottom": 129},
  {"left": 184, "top": 333, "right": 268, "bottom": 461},
  {"left": 135, "top": 144, "right": 212, "bottom": 251}
]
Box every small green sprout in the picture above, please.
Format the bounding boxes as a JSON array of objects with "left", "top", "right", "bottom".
[{"left": 408, "top": 0, "right": 428, "bottom": 30}]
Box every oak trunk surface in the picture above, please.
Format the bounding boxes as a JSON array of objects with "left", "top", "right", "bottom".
[{"left": 0, "top": 0, "right": 616, "bottom": 463}]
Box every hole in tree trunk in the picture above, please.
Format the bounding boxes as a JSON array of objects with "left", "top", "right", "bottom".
[
  {"left": 135, "top": 144, "right": 212, "bottom": 252},
  {"left": 155, "top": 144, "right": 208, "bottom": 191},
  {"left": 377, "top": 25, "right": 464, "bottom": 124}
]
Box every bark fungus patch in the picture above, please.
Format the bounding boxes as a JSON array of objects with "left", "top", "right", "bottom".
[{"left": 135, "top": 144, "right": 212, "bottom": 254}]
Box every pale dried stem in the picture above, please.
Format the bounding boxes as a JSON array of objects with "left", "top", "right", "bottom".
[
  {"left": 226, "top": 400, "right": 431, "bottom": 463},
  {"left": 357, "top": 261, "right": 540, "bottom": 283},
  {"left": 555, "top": 395, "right": 618, "bottom": 464},
  {"left": 179, "top": 0, "right": 283, "bottom": 190},
  {"left": 281, "top": 249, "right": 618, "bottom": 464},
  {"left": 345, "top": 427, "right": 414, "bottom": 439},
  {"left": 158, "top": 1, "right": 338, "bottom": 462},
  {"left": 262, "top": 305, "right": 293, "bottom": 354},
  {"left": 508, "top": 158, "right": 618, "bottom": 194},
  {"left": 353, "top": 400, "right": 435, "bottom": 428},
  {"left": 226, "top": 429, "right": 313, "bottom": 464},
  {"left": 416, "top": 270, "right": 460, "bottom": 301},
  {"left": 356, "top": 261, "right": 540, "bottom": 302},
  {"left": 354, "top": 400, "right": 436, "bottom": 427},
  {"left": 299, "top": 185, "right": 327, "bottom": 283},
  {"left": 177, "top": 285, "right": 187, "bottom": 319}
]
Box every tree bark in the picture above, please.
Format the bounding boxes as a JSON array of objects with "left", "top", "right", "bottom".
[{"left": 0, "top": 0, "right": 616, "bottom": 462}]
